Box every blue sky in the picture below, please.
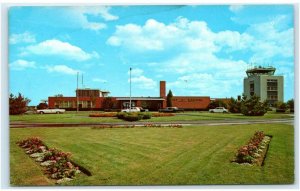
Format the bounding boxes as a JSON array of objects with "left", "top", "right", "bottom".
[{"left": 9, "top": 5, "right": 294, "bottom": 105}]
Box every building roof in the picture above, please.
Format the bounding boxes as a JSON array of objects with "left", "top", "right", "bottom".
[
  {"left": 76, "top": 88, "right": 110, "bottom": 93},
  {"left": 246, "top": 66, "right": 276, "bottom": 77},
  {"left": 116, "top": 97, "right": 165, "bottom": 101}
]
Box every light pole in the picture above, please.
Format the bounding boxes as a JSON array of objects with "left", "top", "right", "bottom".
[
  {"left": 129, "top": 67, "right": 132, "bottom": 112},
  {"left": 76, "top": 72, "right": 79, "bottom": 113}
]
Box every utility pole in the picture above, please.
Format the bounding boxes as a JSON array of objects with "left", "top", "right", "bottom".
[
  {"left": 129, "top": 67, "right": 132, "bottom": 112},
  {"left": 76, "top": 72, "right": 79, "bottom": 113}
]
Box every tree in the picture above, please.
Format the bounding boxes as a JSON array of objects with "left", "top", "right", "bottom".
[
  {"left": 37, "top": 102, "right": 48, "bottom": 110},
  {"left": 9, "top": 93, "right": 31, "bottom": 115},
  {"left": 275, "top": 101, "right": 287, "bottom": 112},
  {"left": 240, "top": 94, "right": 268, "bottom": 116},
  {"left": 287, "top": 99, "right": 294, "bottom": 112},
  {"left": 228, "top": 97, "right": 241, "bottom": 113},
  {"left": 166, "top": 90, "right": 173, "bottom": 107},
  {"left": 208, "top": 100, "right": 227, "bottom": 109}
]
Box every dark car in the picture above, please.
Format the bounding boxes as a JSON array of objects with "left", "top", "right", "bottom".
[{"left": 158, "top": 107, "right": 184, "bottom": 113}]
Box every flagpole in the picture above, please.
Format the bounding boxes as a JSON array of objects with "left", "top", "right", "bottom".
[{"left": 76, "top": 72, "right": 79, "bottom": 113}]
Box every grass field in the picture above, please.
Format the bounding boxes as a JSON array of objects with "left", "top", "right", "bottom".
[
  {"left": 10, "top": 123, "right": 294, "bottom": 186},
  {"left": 10, "top": 111, "right": 294, "bottom": 123}
]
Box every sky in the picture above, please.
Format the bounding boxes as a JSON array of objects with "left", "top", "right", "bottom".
[{"left": 8, "top": 5, "right": 294, "bottom": 106}]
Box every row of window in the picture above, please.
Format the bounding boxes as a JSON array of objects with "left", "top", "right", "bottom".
[{"left": 54, "top": 101, "right": 95, "bottom": 108}]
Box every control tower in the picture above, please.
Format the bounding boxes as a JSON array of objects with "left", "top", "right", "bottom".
[{"left": 243, "top": 66, "right": 283, "bottom": 106}]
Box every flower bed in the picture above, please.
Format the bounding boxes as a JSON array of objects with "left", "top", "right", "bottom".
[
  {"left": 17, "top": 137, "right": 89, "bottom": 184},
  {"left": 91, "top": 124, "right": 183, "bottom": 129},
  {"left": 152, "top": 113, "right": 175, "bottom": 117},
  {"left": 143, "top": 123, "right": 182, "bottom": 128},
  {"left": 232, "top": 131, "right": 272, "bottom": 166},
  {"left": 91, "top": 125, "right": 135, "bottom": 129},
  {"left": 89, "top": 112, "right": 175, "bottom": 118}
]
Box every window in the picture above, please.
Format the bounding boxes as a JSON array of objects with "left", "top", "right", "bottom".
[{"left": 249, "top": 81, "right": 254, "bottom": 96}]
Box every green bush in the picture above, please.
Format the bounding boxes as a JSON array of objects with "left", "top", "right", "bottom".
[
  {"left": 241, "top": 94, "right": 268, "bottom": 116},
  {"left": 142, "top": 113, "right": 152, "bottom": 119},
  {"left": 118, "top": 112, "right": 152, "bottom": 121},
  {"left": 116, "top": 112, "right": 128, "bottom": 119},
  {"left": 275, "top": 101, "right": 287, "bottom": 112},
  {"left": 124, "top": 115, "right": 141, "bottom": 121}
]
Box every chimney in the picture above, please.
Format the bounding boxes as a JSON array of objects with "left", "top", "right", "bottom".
[{"left": 160, "top": 81, "right": 166, "bottom": 98}]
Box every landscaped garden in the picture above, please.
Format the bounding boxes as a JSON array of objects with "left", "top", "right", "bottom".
[
  {"left": 10, "top": 111, "right": 294, "bottom": 123},
  {"left": 10, "top": 123, "right": 294, "bottom": 186}
]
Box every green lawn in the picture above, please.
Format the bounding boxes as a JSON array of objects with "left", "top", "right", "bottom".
[
  {"left": 10, "top": 123, "right": 294, "bottom": 186},
  {"left": 10, "top": 111, "right": 293, "bottom": 123}
]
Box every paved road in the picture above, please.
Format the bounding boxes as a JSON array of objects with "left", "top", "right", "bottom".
[{"left": 10, "top": 118, "right": 294, "bottom": 128}]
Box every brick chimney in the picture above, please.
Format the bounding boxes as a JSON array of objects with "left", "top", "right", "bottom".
[{"left": 160, "top": 81, "right": 166, "bottom": 98}]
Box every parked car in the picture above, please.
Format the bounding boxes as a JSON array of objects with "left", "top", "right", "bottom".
[
  {"left": 158, "top": 107, "right": 184, "bottom": 113},
  {"left": 209, "top": 107, "right": 228, "bottom": 113},
  {"left": 37, "top": 108, "right": 66, "bottom": 114},
  {"left": 121, "top": 107, "right": 141, "bottom": 112},
  {"left": 137, "top": 107, "right": 149, "bottom": 112}
]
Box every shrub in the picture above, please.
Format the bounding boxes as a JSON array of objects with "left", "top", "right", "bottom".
[
  {"left": 124, "top": 115, "right": 141, "bottom": 121},
  {"left": 37, "top": 102, "right": 48, "bottom": 110},
  {"left": 142, "top": 112, "right": 152, "bottom": 119},
  {"left": 240, "top": 94, "right": 268, "bottom": 116},
  {"left": 208, "top": 100, "right": 227, "bottom": 110},
  {"left": 116, "top": 112, "right": 152, "bottom": 121},
  {"left": 228, "top": 97, "right": 241, "bottom": 113},
  {"left": 275, "top": 101, "right": 287, "bottom": 113},
  {"left": 116, "top": 112, "right": 128, "bottom": 119},
  {"left": 287, "top": 99, "right": 294, "bottom": 112}
]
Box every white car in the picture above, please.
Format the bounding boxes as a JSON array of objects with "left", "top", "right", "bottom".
[
  {"left": 121, "top": 107, "right": 140, "bottom": 112},
  {"left": 209, "top": 107, "right": 228, "bottom": 113},
  {"left": 37, "top": 108, "right": 66, "bottom": 114}
]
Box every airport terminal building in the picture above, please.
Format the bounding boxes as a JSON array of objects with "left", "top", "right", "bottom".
[{"left": 48, "top": 80, "right": 211, "bottom": 111}]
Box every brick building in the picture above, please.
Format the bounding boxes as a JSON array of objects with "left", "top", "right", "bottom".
[{"left": 48, "top": 81, "right": 211, "bottom": 111}]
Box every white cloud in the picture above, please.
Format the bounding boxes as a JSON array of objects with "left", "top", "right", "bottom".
[
  {"left": 106, "top": 17, "right": 253, "bottom": 53},
  {"left": 67, "top": 7, "right": 118, "bottom": 31},
  {"left": 10, "top": 59, "right": 36, "bottom": 70},
  {"left": 9, "top": 32, "right": 36, "bottom": 44},
  {"left": 46, "top": 65, "right": 79, "bottom": 75},
  {"left": 168, "top": 73, "right": 242, "bottom": 97},
  {"left": 127, "top": 68, "right": 156, "bottom": 90},
  {"left": 23, "top": 39, "right": 99, "bottom": 61},
  {"left": 129, "top": 68, "right": 144, "bottom": 76},
  {"left": 229, "top": 5, "right": 244, "bottom": 13},
  {"left": 107, "top": 15, "right": 293, "bottom": 97},
  {"left": 131, "top": 76, "right": 156, "bottom": 90},
  {"left": 247, "top": 16, "right": 293, "bottom": 63},
  {"left": 93, "top": 78, "right": 107, "bottom": 83}
]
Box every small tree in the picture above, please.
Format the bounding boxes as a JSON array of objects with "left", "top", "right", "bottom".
[
  {"left": 275, "top": 101, "right": 287, "bottom": 112},
  {"left": 208, "top": 100, "right": 227, "bottom": 109},
  {"left": 240, "top": 94, "right": 268, "bottom": 116},
  {"left": 37, "top": 102, "right": 48, "bottom": 110},
  {"left": 287, "top": 99, "right": 294, "bottom": 112},
  {"left": 166, "top": 90, "right": 173, "bottom": 107},
  {"left": 228, "top": 97, "right": 241, "bottom": 113},
  {"left": 9, "top": 93, "right": 31, "bottom": 115}
]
